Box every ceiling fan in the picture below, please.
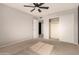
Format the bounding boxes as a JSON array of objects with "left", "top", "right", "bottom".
[{"left": 24, "top": 3, "right": 49, "bottom": 12}]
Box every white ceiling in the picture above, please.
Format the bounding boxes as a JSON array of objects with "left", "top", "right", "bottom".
[{"left": 4, "top": 3, "right": 78, "bottom": 17}]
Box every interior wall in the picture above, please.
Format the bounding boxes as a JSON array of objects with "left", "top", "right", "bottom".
[
  {"left": 0, "top": 4, "right": 34, "bottom": 45},
  {"left": 59, "top": 14, "right": 74, "bottom": 43},
  {"left": 43, "top": 8, "right": 78, "bottom": 44}
]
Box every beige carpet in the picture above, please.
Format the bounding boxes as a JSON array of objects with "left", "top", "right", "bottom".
[
  {"left": 30, "top": 42, "right": 54, "bottom": 55},
  {"left": 0, "top": 39, "right": 79, "bottom": 55}
]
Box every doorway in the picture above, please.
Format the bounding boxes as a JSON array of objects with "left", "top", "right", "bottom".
[
  {"left": 38, "top": 21, "right": 43, "bottom": 38},
  {"left": 49, "top": 17, "right": 59, "bottom": 40}
]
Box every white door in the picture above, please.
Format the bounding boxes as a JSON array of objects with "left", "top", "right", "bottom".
[{"left": 33, "top": 20, "right": 39, "bottom": 38}]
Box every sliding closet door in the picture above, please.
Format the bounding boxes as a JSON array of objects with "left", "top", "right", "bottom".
[{"left": 49, "top": 18, "right": 59, "bottom": 40}]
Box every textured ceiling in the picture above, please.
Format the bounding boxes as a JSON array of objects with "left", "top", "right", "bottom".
[{"left": 4, "top": 3, "right": 78, "bottom": 17}]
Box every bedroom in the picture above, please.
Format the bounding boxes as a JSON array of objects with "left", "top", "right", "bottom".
[{"left": 0, "top": 3, "right": 79, "bottom": 55}]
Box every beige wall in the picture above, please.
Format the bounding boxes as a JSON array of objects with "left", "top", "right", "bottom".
[
  {"left": 59, "top": 14, "right": 74, "bottom": 43},
  {"left": 0, "top": 4, "right": 34, "bottom": 45}
]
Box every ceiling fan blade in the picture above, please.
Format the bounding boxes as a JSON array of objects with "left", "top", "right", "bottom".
[
  {"left": 38, "top": 9, "right": 41, "bottom": 12},
  {"left": 39, "top": 7, "right": 49, "bottom": 9},
  {"left": 33, "top": 3, "right": 36, "bottom": 5},
  {"left": 39, "top": 3, "right": 44, "bottom": 6},
  {"left": 31, "top": 8, "right": 35, "bottom": 12},
  {"left": 33, "top": 3, "right": 39, "bottom": 7},
  {"left": 24, "top": 5, "right": 35, "bottom": 7}
]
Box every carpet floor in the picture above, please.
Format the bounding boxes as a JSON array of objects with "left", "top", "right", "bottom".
[{"left": 0, "top": 39, "right": 79, "bottom": 55}]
